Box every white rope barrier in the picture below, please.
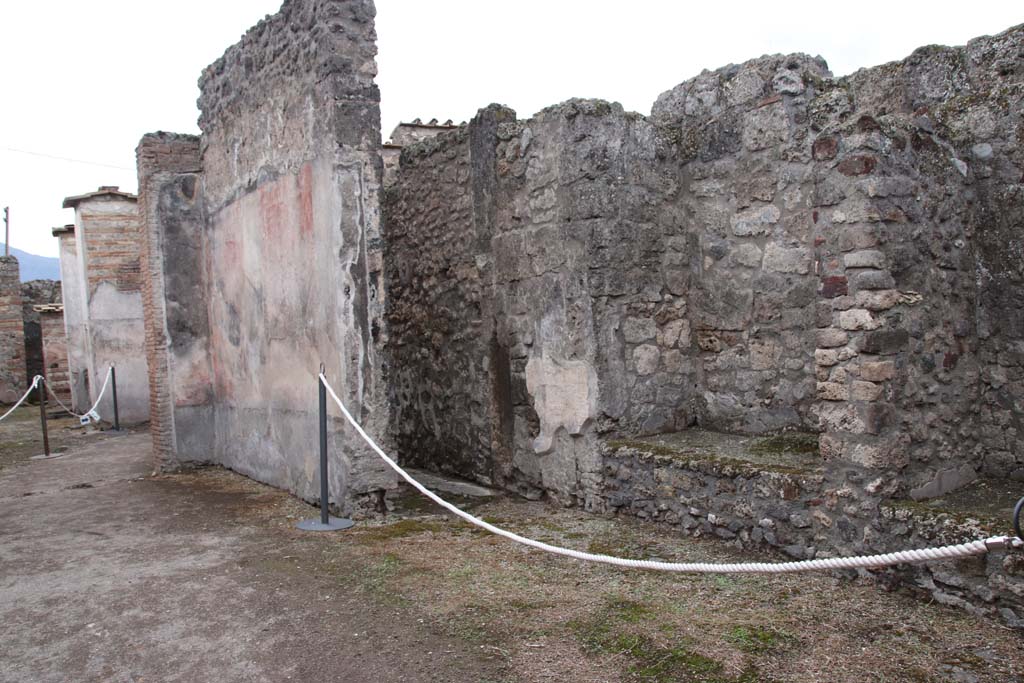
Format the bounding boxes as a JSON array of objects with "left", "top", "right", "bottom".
[
  {"left": 0, "top": 375, "right": 43, "bottom": 423},
  {"left": 84, "top": 366, "right": 113, "bottom": 418},
  {"left": 320, "top": 373, "right": 1022, "bottom": 574},
  {"left": 43, "top": 379, "right": 79, "bottom": 417},
  {"left": 45, "top": 366, "right": 112, "bottom": 421}
]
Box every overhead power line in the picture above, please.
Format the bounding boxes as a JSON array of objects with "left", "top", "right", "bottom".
[{"left": 1, "top": 146, "right": 133, "bottom": 171}]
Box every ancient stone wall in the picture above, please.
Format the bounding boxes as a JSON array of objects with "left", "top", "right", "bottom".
[
  {"left": 382, "top": 121, "right": 463, "bottom": 186},
  {"left": 37, "top": 306, "right": 70, "bottom": 405},
  {"left": 386, "top": 104, "right": 644, "bottom": 507},
  {"left": 52, "top": 226, "right": 88, "bottom": 411},
  {"left": 0, "top": 256, "right": 26, "bottom": 403},
  {"left": 790, "top": 26, "right": 1024, "bottom": 546},
  {"left": 642, "top": 47, "right": 992, "bottom": 537},
  {"left": 136, "top": 133, "right": 209, "bottom": 468},
  {"left": 387, "top": 25, "right": 1023, "bottom": 492},
  {"left": 140, "top": 0, "right": 396, "bottom": 513},
  {"left": 651, "top": 56, "right": 828, "bottom": 436},
  {"left": 384, "top": 126, "right": 499, "bottom": 484},
  {"left": 62, "top": 191, "right": 149, "bottom": 423},
  {"left": 384, "top": 23, "right": 1024, "bottom": 624},
  {"left": 21, "top": 280, "right": 62, "bottom": 384},
  {"left": 384, "top": 94, "right": 825, "bottom": 507},
  {"left": 946, "top": 32, "right": 1024, "bottom": 487}
]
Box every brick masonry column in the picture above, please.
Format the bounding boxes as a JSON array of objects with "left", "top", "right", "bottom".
[{"left": 136, "top": 132, "right": 205, "bottom": 470}]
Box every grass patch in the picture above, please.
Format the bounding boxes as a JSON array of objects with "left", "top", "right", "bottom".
[
  {"left": 447, "top": 616, "right": 493, "bottom": 645},
  {"left": 570, "top": 597, "right": 654, "bottom": 655},
  {"left": 606, "top": 598, "right": 652, "bottom": 623},
  {"left": 570, "top": 597, "right": 757, "bottom": 682},
  {"left": 356, "top": 553, "right": 408, "bottom": 605},
  {"left": 446, "top": 561, "right": 479, "bottom": 581},
  {"left": 506, "top": 597, "right": 551, "bottom": 613},
  {"left": 710, "top": 575, "right": 741, "bottom": 591},
  {"left": 354, "top": 518, "right": 444, "bottom": 544},
  {"left": 586, "top": 532, "right": 661, "bottom": 560},
  {"left": 725, "top": 625, "right": 794, "bottom": 654},
  {"left": 534, "top": 519, "right": 568, "bottom": 533},
  {"left": 442, "top": 603, "right": 515, "bottom": 647},
  {"left": 480, "top": 515, "right": 511, "bottom": 526}
]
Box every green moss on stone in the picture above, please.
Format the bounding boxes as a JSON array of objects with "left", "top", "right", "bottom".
[
  {"left": 749, "top": 433, "right": 819, "bottom": 457},
  {"left": 606, "top": 439, "right": 813, "bottom": 476}
]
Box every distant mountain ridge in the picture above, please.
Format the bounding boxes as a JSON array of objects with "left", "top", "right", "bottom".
[{"left": 0, "top": 244, "right": 61, "bottom": 281}]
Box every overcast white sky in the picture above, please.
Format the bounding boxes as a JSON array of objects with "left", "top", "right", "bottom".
[{"left": 0, "top": 1, "right": 1020, "bottom": 259}]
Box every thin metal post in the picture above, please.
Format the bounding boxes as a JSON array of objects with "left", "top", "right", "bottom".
[
  {"left": 296, "top": 366, "right": 354, "bottom": 532},
  {"left": 319, "top": 371, "right": 329, "bottom": 525},
  {"left": 3, "top": 207, "right": 8, "bottom": 256},
  {"left": 38, "top": 379, "right": 50, "bottom": 458},
  {"left": 111, "top": 365, "right": 120, "bottom": 431},
  {"left": 1014, "top": 497, "right": 1023, "bottom": 543}
]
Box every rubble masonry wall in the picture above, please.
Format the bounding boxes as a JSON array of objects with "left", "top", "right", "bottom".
[
  {"left": 383, "top": 24, "right": 1024, "bottom": 621},
  {"left": 385, "top": 24, "right": 1024, "bottom": 508},
  {"left": 0, "top": 257, "right": 26, "bottom": 403}
]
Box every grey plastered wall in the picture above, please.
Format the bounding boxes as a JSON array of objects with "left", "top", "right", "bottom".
[{"left": 184, "top": 0, "right": 395, "bottom": 512}]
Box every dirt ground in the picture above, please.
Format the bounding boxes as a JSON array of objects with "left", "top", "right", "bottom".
[
  {"left": 1, "top": 420, "right": 1021, "bottom": 683},
  {"left": 0, "top": 404, "right": 101, "bottom": 471}
]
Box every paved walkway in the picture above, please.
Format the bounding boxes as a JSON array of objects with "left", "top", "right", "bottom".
[{"left": 0, "top": 431, "right": 504, "bottom": 683}]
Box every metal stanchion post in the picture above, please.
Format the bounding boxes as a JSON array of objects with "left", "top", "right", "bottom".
[
  {"left": 38, "top": 379, "right": 50, "bottom": 458},
  {"left": 31, "top": 378, "right": 63, "bottom": 461},
  {"left": 1014, "top": 497, "right": 1024, "bottom": 544},
  {"left": 111, "top": 365, "right": 120, "bottom": 431},
  {"left": 296, "top": 365, "right": 354, "bottom": 532},
  {"left": 318, "top": 370, "right": 329, "bottom": 525}
]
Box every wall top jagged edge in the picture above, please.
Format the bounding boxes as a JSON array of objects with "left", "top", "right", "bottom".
[
  {"left": 196, "top": 0, "right": 379, "bottom": 136},
  {"left": 392, "top": 21, "right": 1023, "bottom": 165}
]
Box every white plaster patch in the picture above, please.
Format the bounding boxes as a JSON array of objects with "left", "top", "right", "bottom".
[{"left": 525, "top": 354, "right": 598, "bottom": 455}]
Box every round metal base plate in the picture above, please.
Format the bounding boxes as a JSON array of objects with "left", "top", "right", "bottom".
[
  {"left": 296, "top": 516, "right": 355, "bottom": 532},
  {"left": 30, "top": 452, "right": 68, "bottom": 461}
]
